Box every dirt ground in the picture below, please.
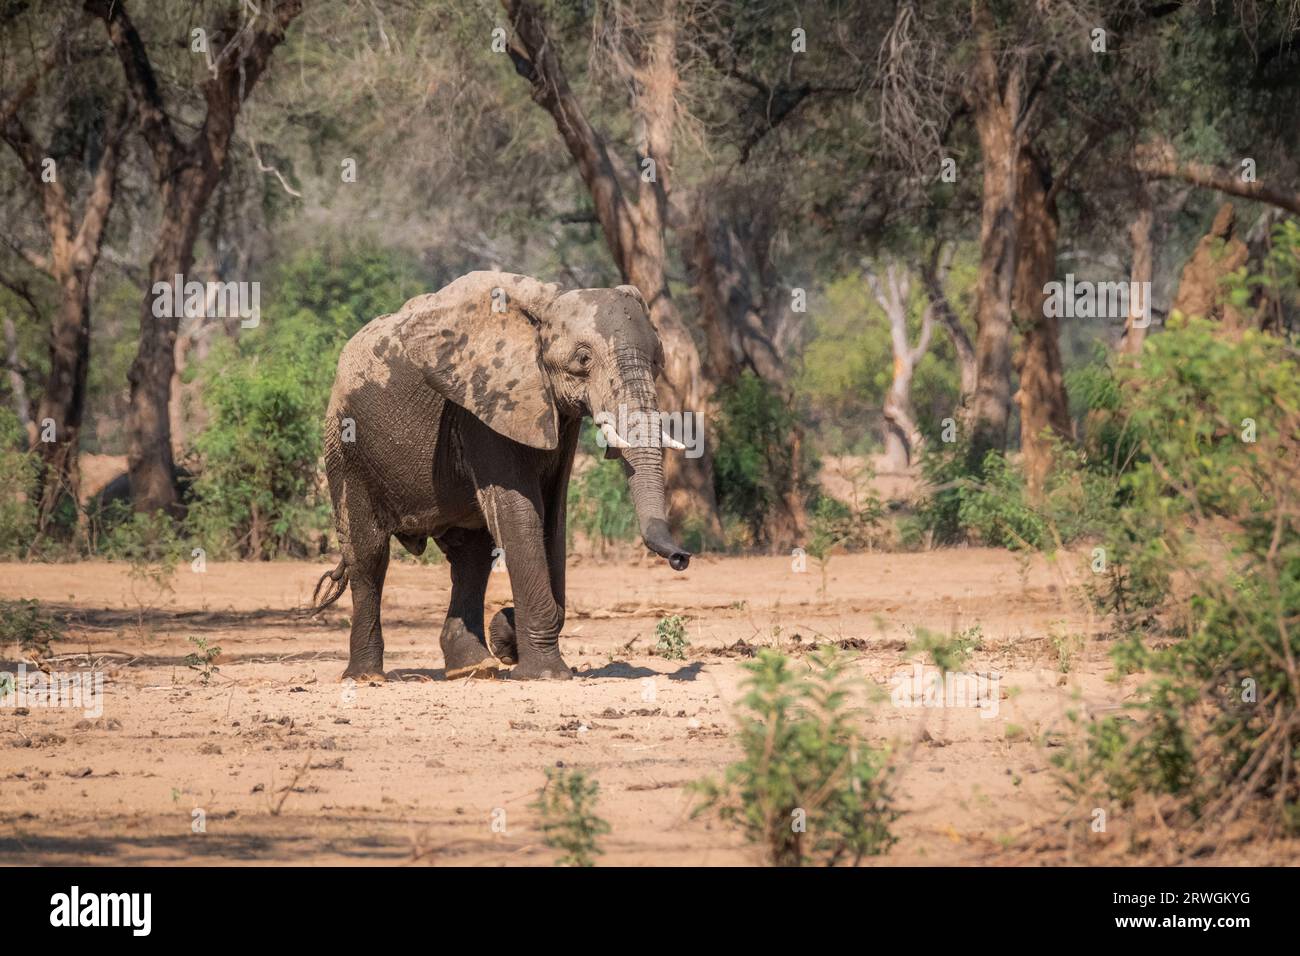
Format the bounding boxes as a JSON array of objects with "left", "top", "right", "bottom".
[{"left": 0, "top": 547, "right": 1170, "bottom": 866}]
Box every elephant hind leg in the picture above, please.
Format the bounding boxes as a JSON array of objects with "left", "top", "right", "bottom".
[
  {"left": 438, "top": 527, "right": 499, "bottom": 680},
  {"left": 340, "top": 492, "right": 391, "bottom": 681}
]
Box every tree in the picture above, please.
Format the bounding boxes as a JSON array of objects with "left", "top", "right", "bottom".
[
  {"left": 1012, "top": 146, "right": 1070, "bottom": 497},
  {"left": 866, "top": 260, "right": 938, "bottom": 471},
  {"left": 86, "top": 0, "right": 303, "bottom": 515},
  {"left": 502, "top": 0, "right": 720, "bottom": 534},
  {"left": 0, "top": 17, "right": 129, "bottom": 535}
]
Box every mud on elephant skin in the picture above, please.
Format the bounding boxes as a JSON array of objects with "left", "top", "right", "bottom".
[{"left": 312, "top": 271, "right": 692, "bottom": 681}]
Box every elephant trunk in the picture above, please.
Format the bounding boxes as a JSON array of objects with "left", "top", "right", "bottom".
[
  {"left": 604, "top": 350, "right": 691, "bottom": 572},
  {"left": 624, "top": 442, "right": 691, "bottom": 571}
]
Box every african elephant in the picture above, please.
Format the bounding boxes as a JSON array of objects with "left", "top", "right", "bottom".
[{"left": 312, "top": 271, "right": 692, "bottom": 681}]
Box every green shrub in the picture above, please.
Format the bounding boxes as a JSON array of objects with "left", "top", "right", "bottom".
[
  {"left": 185, "top": 635, "right": 222, "bottom": 686},
  {"left": 914, "top": 442, "right": 1120, "bottom": 551},
  {"left": 531, "top": 767, "right": 610, "bottom": 867},
  {"left": 568, "top": 447, "right": 638, "bottom": 552},
  {"left": 909, "top": 624, "right": 982, "bottom": 673},
  {"left": 713, "top": 371, "right": 815, "bottom": 549},
  {"left": 0, "top": 408, "right": 36, "bottom": 557},
  {"left": 654, "top": 614, "right": 689, "bottom": 660},
  {"left": 1060, "top": 317, "right": 1300, "bottom": 842},
  {"left": 0, "top": 598, "right": 63, "bottom": 654},
  {"left": 187, "top": 349, "right": 327, "bottom": 559},
  {"left": 186, "top": 246, "right": 427, "bottom": 559},
  {"left": 693, "top": 648, "right": 898, "bottom": 866},
  {"left": 103, "top": 509, "right": 184, "bottom": 610}
]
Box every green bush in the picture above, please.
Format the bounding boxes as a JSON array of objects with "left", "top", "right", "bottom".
[
  {"left": 654, "top": 614, "right": 689, "bottom": 660},
  {"left": 713, "top": 371, "right": 815, "bottom": 549},
  {"left": 693, "top": 648, "right": 898, "bottom": 866},
  {"left": 102, "top": 508, "right": 184, "bottom": 598},
  {"left": 1060, "top": 317, "right": 1300, "bottom": 842},
  {"left": 187, "top": 350, "right": 327, "bottom": 559},
  {"left": 568, "top": 446, "right": 638, "bottom": 552},
  {"left": 913, "top": 442, "right": 1119, "bottom": 551},
  {"left": 0, "top": 598, "right": 63, "bottom": 654},
  {"left": 531, "top": 767, "right": 610, "bottom": 867},
  {"left": 0, "top": 408, "right": 36, "bottom": 557},
  {"left": 186, "top": 246, "right": 426, "bottom": 558}
]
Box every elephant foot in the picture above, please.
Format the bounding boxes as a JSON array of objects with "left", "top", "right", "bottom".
[
  {"left": 510, "top": 647, "right": 573, "bottom": 681},
  {"left": 341, "top": 662, "right": 386, "bottom": 683},
  {"left": 489, "top": 608, "right": 519, "bottom": 665},
  {"left": 442, "top": 625, "right": 500, "bottom": 681}
]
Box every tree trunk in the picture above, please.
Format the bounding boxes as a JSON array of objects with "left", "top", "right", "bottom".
[
  {"left": 504, "top": 0, "right": 721, "bottom": 537},
  {"left": 32, "top": 272, "right": 94, "bottom": 530},
  {"left": 868, "top": 263, "right": 934, "bottom": 473},
  {"left": 920, "top": 243, "right": 975, "bottom": 412},
  {"left": 965, "top": 32, "right": 1022, "bottom": 470},
  {"left": 1012, "top": 147, "right": 1071, "bottom": 498},
  {"left": 128, "top": 183, "right": 204, "bottom": 515},
  {"left": 1, "top": 95, "right": 126, "bottom": 537},
  {"left": 1119, "top": 180, "right": 1154, "bottom": 355},
  {"left": 1171, "top": 202, "right": 1249, "bottom": 328},
  {"left": 90, "top": 0, "right": 302, "bottom": 515},
  {"left": 688, "top": 197, "right": 806, "bottom": 548}
]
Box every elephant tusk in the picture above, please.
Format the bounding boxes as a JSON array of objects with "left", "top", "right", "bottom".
[
  {"left": 660, "top": 428, "right": 686, "bottom": 450},
  {"left": 598, "top": 420, "right": 632, "bottom": 449}
]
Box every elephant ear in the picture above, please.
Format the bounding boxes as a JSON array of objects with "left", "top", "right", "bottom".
[
  {"left": 616, "top": 284, "right": 648, "bottom": 310},
  {"left": 400, "top": 272, "right": 562, "bottom": 450}
]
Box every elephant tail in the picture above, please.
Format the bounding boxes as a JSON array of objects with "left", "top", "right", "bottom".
[{"left": 307, "top": 558, "right": 349, "bottom": 615}]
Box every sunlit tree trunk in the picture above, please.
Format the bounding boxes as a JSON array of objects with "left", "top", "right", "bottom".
[
  {"left": 1119, "top": 179, "right": 1154, "bottom": 356},
  {"left": 867, "top": 263, "right": 935, "bottom": 472},
  {"left": 964, "top": 7, "right": 1023, "bottom": 469},
  {"left": 504, "top": 0, "right": 721, "bottom": 536},
  {"left": 1012, "top": 147, "right": 1071, "bottom": 498}
]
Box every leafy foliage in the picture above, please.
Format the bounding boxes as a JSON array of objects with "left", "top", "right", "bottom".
[
  {"left": 0, "top": 598, "right": 63, "bottom": 654},
  {"left": 654, "top": 614, "right": 689, "bottom": 660},
  {"left": 0, "top": 408, "right": 36, "bottom": 558},
  {"left": 102, "top": 508, "right": 184, "bottom": 596},
  {"left": 568, "top": 446, "right": 638, "bottom": 552},
  {"left": 913, "top": 442, "right": 1119, "bottom": 551},
  {"left": 531, "top": 767, "right": 611, "bottom": 867},
  {"left": 712, "top": 371, "right": 815, "bottom": 548},
  {"left": 185, "top": 636, "right": 222, "bottom": 686},
  {"left": 1061, "top": 317, "right": 1300, "bottom": 841},
  {"left": 186, "top": 246, "right": 427, "bottom": 558},
  {"left": 693, "top": 648, "right": 897, "bottom": 866}
]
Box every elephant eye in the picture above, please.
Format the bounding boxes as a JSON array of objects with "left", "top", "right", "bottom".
[{"left": 574, "top": 347, "right": 593, "bottom": 370}]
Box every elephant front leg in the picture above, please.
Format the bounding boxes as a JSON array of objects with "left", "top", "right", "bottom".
[{"left": 480, "top": 488, "right": 571, "bottom": 681}]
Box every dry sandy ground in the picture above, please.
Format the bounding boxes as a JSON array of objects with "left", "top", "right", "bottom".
[{"left": 0, "top": 548, "right": 1154, "bottom": 866}]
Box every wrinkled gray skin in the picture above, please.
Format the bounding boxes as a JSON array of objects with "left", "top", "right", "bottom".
[{"left": 316, "top": 271, "right": 690, "bottom": 681}]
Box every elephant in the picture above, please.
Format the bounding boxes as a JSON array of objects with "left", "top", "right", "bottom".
[{"left": 312, "top": 271, "right": 692, "bottom": 681}]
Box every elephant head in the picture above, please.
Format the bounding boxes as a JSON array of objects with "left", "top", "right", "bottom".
[{"left": 401, "top": 271, "right": 691, "bottom": 571}]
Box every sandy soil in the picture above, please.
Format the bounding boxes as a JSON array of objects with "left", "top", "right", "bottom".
[{"left": 0, "top": 548, "right": 1154, "bottom": 866}]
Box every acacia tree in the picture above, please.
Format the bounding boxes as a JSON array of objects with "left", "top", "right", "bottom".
[
  {"left": 0, "top": 15, "right": 129, "bottom": 535},
  {"left": 502, "top": 0, "right": 720, "bottom": 533},
  {"left": 85, "top": 0, "right": 303, "bottom": 515}
]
